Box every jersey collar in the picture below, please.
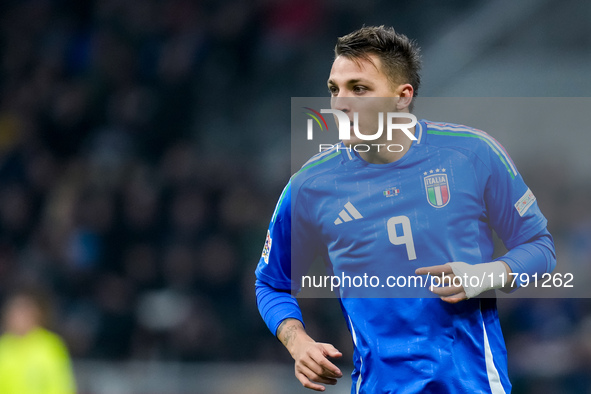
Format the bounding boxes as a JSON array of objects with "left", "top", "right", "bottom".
[{"left": 339, "top": 119, "right": 427, "bottom": 168}]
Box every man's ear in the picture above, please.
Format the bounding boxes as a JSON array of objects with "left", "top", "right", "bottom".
[{"left": 395, "top": 83, "right": 414, "bottom": 111}]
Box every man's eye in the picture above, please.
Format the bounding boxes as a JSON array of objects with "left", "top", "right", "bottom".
[
  {"left": 328, "top": 86, "right": 338, "bottom": 95},
  {"left": 353, "top": 86, "right": 367, "bottom": 94}
]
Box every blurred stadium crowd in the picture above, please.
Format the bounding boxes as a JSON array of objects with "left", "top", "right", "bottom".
[
  {"left": 0, "top": 0, "right": 286, "bottom": 362},
  {"left": 0, "top": 0, "right": 590, "bottom": 393}
]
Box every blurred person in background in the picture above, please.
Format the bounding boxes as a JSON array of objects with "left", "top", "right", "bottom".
[{"left": 0, "top": 288, "right": 76, "bottom": 394}]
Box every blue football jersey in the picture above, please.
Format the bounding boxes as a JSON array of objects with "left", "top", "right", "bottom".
[{"left": 256, "top": 120, "right": 550, "bottom": 393}]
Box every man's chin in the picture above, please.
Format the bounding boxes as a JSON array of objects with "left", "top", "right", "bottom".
[{"left": 341, "top": 140, "right": 362, "bottom": 148}]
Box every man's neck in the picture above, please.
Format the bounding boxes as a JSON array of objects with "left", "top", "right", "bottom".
[{"left": 357, "top": 125, "right": 416, "bottom": 164}]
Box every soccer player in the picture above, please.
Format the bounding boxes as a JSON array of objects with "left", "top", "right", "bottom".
[{"left": 255, "top": 26, "right": 556, "bottom": 393}]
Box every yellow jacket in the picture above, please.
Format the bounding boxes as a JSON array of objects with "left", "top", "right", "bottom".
[{"left": 0, "top": 327, "right": 76, "bottom": 394}]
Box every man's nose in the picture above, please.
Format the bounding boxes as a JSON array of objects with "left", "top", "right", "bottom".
[{"left": 331, "top": 95, "right": 353, "bottom": 113}]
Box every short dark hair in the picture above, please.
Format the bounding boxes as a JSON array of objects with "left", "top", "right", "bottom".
[{"left": 335, "top": 26, "right": 422, "bottom": 96}]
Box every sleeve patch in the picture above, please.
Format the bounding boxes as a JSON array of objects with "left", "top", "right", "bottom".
[
  {"left": 262, "top": 230, "right": 272, "bottom": 264},
  {"left": 515, "top": 188, "right": 536, "bottom": 217}
]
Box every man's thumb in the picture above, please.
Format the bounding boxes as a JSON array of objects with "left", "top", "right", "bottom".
[{"left": 323, "top": 344, "right": 342, "bottom": 357}]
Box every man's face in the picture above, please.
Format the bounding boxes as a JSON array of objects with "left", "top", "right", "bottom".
[
  {"left": 327, "top": 54, "right": 404, "bottom": 146},
  {"left": 3, "top": 296, "right": 40, "bottom": 336}
]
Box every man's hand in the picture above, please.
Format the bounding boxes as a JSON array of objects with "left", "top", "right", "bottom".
[
  {"left": 415, "top": 264, "right": 466, "bottom": 303},
  {"left": 277, "top": 318, "right": 343, "bottom": 391},
  {"left": 415, "top": 261, "right": 512, "bottom": 303}
]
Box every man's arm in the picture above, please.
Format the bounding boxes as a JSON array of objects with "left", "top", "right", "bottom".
[
  {"left": 256, "top": 176, "right": 344, "bottom": 391},
  {"left": 416, "top": 130, "right": 557, "bottom": 303},
  {"left": 416, "top": 229, "right": 556, "bottom": 303},
  {"left": 497, "top": 230, "right": 556, "bottom": 284},
  {"left": 276, "top": 318, "right": 343, "bottom": 392},
  {"left": 256, "top": 280, "right": 343, "bottom": 391},
  {"left": 415, "top": 260, "right": 513, "bottom": 303}
]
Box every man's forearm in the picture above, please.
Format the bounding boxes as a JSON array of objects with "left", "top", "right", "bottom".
[
  {"left": 501, "top": 231, "right": 556, "bottom": 287},
  {"left": 277, "top": 318, "right": 313, "bottom": 355},
  {"left": 256, "top": 279, "right": 304, "bottom": 335},
  {"left": 499, "top": 261, "right": 515, "bottom": 292},
  {"left": 277, "top": 319, "right": 343, "bottom": 391}
]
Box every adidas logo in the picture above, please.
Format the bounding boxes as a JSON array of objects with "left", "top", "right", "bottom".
[{"left": 334, "top": 202, "right": 364, "bottom": 225}]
